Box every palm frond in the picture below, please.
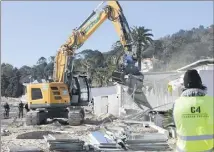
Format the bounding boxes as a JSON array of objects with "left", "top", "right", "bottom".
[{"left": 143, "top": 33, "right": 154, "bottom": 37}]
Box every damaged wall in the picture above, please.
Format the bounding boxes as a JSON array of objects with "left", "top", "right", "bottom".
[
  {"left": 92, "top": 86, "right": 122, "bottom": 117},
  {"left": 93, "top": 94, "right": 121, "bottom": 117},
  {"left": 143, "top": 64, "right": 214, "bottom": 111},
  {"left": 199, "top": 69, "right": 213, "bottom": 96},
  {"left": 92, "top": 63, "right": 213, "bottom": 115},
  {"left": 143, "top": 73, "right": 181, "bottom": 111}
]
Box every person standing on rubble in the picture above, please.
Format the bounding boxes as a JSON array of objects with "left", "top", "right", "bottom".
[
  {"left": 24, "top": 103, "right": 30, "bottom": 113},
  {"left": 3, "top": 102, "right": 10, "bottom": 119},
  {"left": 173, "top": 69, "right": 214, "bottom": 152},
  {"left": 18, "top": 100, "right": 24, "bottom": 118}
]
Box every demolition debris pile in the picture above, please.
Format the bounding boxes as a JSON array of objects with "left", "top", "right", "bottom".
[
  {"left": 1, "top": 109, "right": 174, "bottom": 152},
  {"left": 1, "top": 90, "right": 176, "bottom": 152},
  {"left": 43, "top": 134, "right": 92, "bottom": 151}
]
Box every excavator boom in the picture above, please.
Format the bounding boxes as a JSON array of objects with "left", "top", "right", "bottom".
[
  {"left": 53, "top": 1, "right": 137, "bottom": 90},
  {"left": 25, "top": 1, "right": 149, "bottom": 127}
]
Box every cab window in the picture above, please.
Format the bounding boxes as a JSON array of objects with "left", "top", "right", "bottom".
[{"left": 31, "top": 88, "right": 43, "bottom": 100}]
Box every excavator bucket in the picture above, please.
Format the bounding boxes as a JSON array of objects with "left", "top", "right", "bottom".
[
  {"left": 112, "top": 70, "right": 126, "bottom": 84},
  {"left": 125, "top": 74, "right": 152, "bottom": 110},
  {"left": 112, "top": 71, "right": 152, "bottom": 110}
]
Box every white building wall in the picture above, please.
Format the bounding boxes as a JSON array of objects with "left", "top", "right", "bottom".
[
  {"left": 92, "top": 84, "right": 123, "bottom": 117},
  {"left": 142, "top": 64, "right": 214, "bottom": 111},
  {"left": 93, "top": 62, "right": 213, "bottom": 114},
  {"left": 93, "top": 96, "right": 108, "bottom": 116},
  {"left": 198, "top": 70, "right": 214, "bottom": 97},
  {"left": 108, "top": 94, "right": 120, "bottom": 116},
  {"left": 170, "top": 65, "right": 214, "bottom": 97},
  {"left": 144, "top": 79, "right": 177, "bottom": 111},
  {"left": 93, "top": 94, "right": 121, "bottom": 117}
]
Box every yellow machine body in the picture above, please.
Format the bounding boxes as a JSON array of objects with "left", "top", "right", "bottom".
[
  {"left": 27, "top": 1, "right": 136, "bottom": 110},
  {"left": 26, "top": 82, "right": 70, "bottom": 109},
  {"left": 25, "top": 1, "right": 139, "bottom": 126}
]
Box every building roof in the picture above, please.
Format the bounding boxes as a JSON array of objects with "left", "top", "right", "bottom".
[{"left": 169, "top": 60, "right": 214, "bottom": 90}]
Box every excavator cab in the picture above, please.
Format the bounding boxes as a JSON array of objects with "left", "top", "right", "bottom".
[{"left": 70, "top": 75, "right": 91, "bottom": 106}]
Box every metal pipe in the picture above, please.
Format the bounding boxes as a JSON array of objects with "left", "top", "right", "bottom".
[
  {"left": 77, "top": 11, "right": 96, "bottom": 30},
  {"left": 77, "top": 1, "right": 105, "bottom": 30}
]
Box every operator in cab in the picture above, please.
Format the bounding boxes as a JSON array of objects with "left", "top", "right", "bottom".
[
  {"left": 123, "top": 54, "right": 141, "bottom": 76},
  {"left": 173, "top": 69, "right": 214, "bottom": 152},
  {"left": 123, "top": 54, "right": 135, "bottom": 65}
]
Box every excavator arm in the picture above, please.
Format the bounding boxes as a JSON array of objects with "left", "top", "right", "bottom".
[
  {"left": 53, "top": 1, "right": 137, "bottom": 84},
  {"left": 25, "top": 1, "right": 149, "bottom": 127},
  {"left": 53, "top": 1, "right": 145, "bottom": 101}
]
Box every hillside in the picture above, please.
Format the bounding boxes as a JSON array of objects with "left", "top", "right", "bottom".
[{"left": 1, "top": 24, "right": 213, "bottom": 98}]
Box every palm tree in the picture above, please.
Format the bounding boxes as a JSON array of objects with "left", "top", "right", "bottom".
[{"left": 131, "top": 26, "right": 154, "bottom": 70}]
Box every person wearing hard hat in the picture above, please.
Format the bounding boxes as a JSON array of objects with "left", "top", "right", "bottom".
[{"left": 173, "top": 69, "right": 214, "bottom": 152}]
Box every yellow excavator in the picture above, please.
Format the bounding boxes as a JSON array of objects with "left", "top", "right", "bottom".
[{"left": 26, "top": 1, "right": 145, "bottom": 126}]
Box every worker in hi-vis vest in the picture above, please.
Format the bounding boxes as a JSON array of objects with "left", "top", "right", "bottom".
[
  {"left": 173, "top": 69, "right": 214, "bottom": 152},
  {"left": 167, "top": 82, "right": 173, "bottom": 96}
]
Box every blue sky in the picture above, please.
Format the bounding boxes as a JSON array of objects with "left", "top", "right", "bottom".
[{"left": 2, "top": 1, "right": 213, "bottom": 68}]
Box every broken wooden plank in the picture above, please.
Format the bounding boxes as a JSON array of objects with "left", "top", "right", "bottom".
[
  {"left": 126, "top": 143, "right": 169, "bottom": 146},
  {"left": 127, "top": 144, "right": 171, "bottom": 151},
  {"left": 148, "top": 123, "right": 169, "bottom": 137},
  {"left": 98, "top": 144, "right": 119, "bottom": 148},
  {"left": 126, "top": 139, "right": 167, "bottom": 144},
  {"left": 47, "top": 140, "right": 84, "bottom": 143},
  {"left": 8, "top": 145, "right": 43, "bottom": 152},
  {"left": 127, "top": 133, "right": 168, "bottom": 141}
]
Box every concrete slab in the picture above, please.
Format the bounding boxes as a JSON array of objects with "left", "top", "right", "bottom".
[{"left": 9, "top": 145, "right": 43, "bottom": 152}]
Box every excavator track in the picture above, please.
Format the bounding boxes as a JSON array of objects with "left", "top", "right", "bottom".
[
  {"left": 25, "top": 107, "right": 85, "bottom": 126},
  {"left": 26, "top": 110, "right": 47, "bottom": 126},
  {"left": 67, "top": 108, "right": 85, "bottom": 126}
]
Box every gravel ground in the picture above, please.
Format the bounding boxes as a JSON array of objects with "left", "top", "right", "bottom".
[
  {"left": 1, "top": 99, "right": 176, "bottom": 152},
  {"left": 1, "top": 116, "right": 171, "bottom": 152},
  {"left": 1, "top": 119, "right": 100, "bottom": 152},
  {"left": 0, "top": 100, "right": 100, "bottom": 152}
]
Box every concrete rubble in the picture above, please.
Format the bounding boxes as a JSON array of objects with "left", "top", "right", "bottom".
[
  {"left": 43, "top": 134, "right": 94, "bottom": 151},
  {"left": 1, "top": 99, "right": 175, "bottom": 152},
  {"left": 87, "top": 120, "right": 172, "bottom": 151},
  {"left": 8, "top": 145, "right": 43, "bottom": 152},
  {"left": 1, "top": 128, "right": 11, "bottom": 136}
]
